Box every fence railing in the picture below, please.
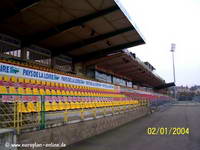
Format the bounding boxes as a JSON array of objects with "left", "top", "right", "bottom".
[{"left": 0, "top": 94, "right": 149, "bottom": 134}]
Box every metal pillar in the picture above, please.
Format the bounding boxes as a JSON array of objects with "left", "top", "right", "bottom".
[{"left": 171, "top": 43, "right": 176, "bottom": 99}]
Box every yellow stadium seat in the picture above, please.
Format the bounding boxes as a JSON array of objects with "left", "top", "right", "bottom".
[
  {"left": 0, "top": 86, "right": 7, "bottom": 94},
  {"left": 135, "top": 100, "right": 139, "bottom": 105},
  {"left": 25, "top": 88, "right": 32, "bottom": 95},
  {"left": 36, "top": 102, "right": 41, "bottom": 112},
  {"left": 46, "top": 81, "right": 51, "bottom": 86},
  {"left": 70, "top": 102, "right": 76, "bottom": 109},
  {"left": 9, "top": 87, "right": 18, "bottom": 101},
  {"left": 118, "top": 101, "right": 120, "bottom": 106},
  {"left": 39, "top": 89, "right": 45, "bottom": 95},
  {"left": 58, "top": 101, "right": 64, "bottom": 110},
  {"left": 11, "top": 76, "right": 17, "bottom": 83},
  {"left": 51, "top": 89, "right": 57, "bottom": 95},
  {"left": 84, "top": 102, "right": 88, "bottom": 109},
  {"left": 75, "top": 102, "right": 80, "bottom": 109},
  {"left": 102, "top": 101, "right": 105, "bottom": 107},
  {"left": 30, "top": 79, "right": 36, "bottom": 84},
  {"left": 99, "top": 101, "right": 102, "bottom": 107},
  {"left": 107, "top": 101, "right": 109, "bottom": 107},
  {"left": 63, "top": 101, "right": 67, "bottom": 109},
  {"left": 79, "top": 101, "right": 83, "bottom": 109},
  {"left": 93, "top": 93, "right": 96, "bottom": 97},
  {"left": 52, "top": 101, "right": 59, "bottom": 111},
  {"left": 57, "top": 90, "right": 62, "bottom": 95},
  {"left": 92, "top": 102, "right": 96, "bottom": 108},
  {"left": 91, "top": 93, "right": 95, "bottom": 97},
  {"left": 89, "top": 101, "right": 93, "bottom": 108},
  {"left": 55, "top": 82, "right": 59, "bottom": 87},
  {"left": 73, "top": 91, "right": 78, "bottom": 96},
  {"left": 79, "top": 92, "right": 83, "bottom": 96},
  {"left": 61, "top": 90, "right": 66, "bottom": 95},
  {"left": 104, "top": 102, "right": 107, "bottom": 107},
  {"left": 95, "top": 101, "right": 99, "bottom": 108},
  {"left": 95, "top": 102, "right": 99, "bottom": 108},
  {"left": 45, "top": 89, "right": 51, "bottom": 95},
  {"left": 70, "top": 85, "right": 74, "bottom": 89},
  {"left": 36, "top": 80, "right": 41, "bottom": 85},
  {"left": 105, "top": 102, "right": 108, "bottom": 107},
  {"left": 88, "top": 102, "right": 92, "bottom": 108},
  {"left": 83, "top": 101, "right": 88, "bottom": 109},
  {"left": 3, "top": 75, "right": 9, "bottom": 82},
  {"left": 18, "top": 87, "right": 25, "bottom": 94},
  {"left": 79, "top": 101, "right": 84, "bottom": 109},
  {"left": 65, "top": 91, "right": 70, "bottom": 95},
  {"left": 18, "top": 77, "right": 24, "bottom": 83},
  {"left": 24, "top": 78, "right": 30, "bottom": 84},
  {"left": 17, "top": 102, "right": 27, "bottom": 113},
  {"left": 45, "top": 101, "right": 52, "bottom": 111},
  {"left": 97, "top": 102, "right": 100, "bottom": 107},
  {"left": 107, "top": 101, "right": 110, "bottom": 107},
  {"left": 50, "top": 82, "right": 55, "bottom": 87},
  {"left": 41, "top": 81, "right": 46, "bottom": 86},
  {"left": 76, "top": 91, "right": 81, "bottom": 96},
  {"left": 65, "top": 101, "right": 70, "bottom": 110},
  {"left": 63, "top": 84, "right": 67, "bottom": 88},
  {"left": 69, "top": 91, "right": 74, "bottom": 96},
  {"left": 59, "top": 83, "right": 63, "bottom": 88},
  {"left": 27, "top": 102, "right": 36, "bottom": 112},
  {"left": 33, "top": 88, "right": 39, "bottom": 95}
]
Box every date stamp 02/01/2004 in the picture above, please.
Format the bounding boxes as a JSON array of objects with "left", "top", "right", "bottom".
[{"left": 147, "top": 127, "right": 190, "bottom": 135}]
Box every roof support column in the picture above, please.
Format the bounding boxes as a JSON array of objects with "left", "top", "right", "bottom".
[
  {"left": 21, "top": 48, "right": 27, "bottom": 60},
  {"left": 51, "top": 56, "right": 56, "bottom": 69}
]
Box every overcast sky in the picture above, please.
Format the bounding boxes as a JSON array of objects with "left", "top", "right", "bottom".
[{"left": 120, "top": 0, "right": 200, "bottom": 87}]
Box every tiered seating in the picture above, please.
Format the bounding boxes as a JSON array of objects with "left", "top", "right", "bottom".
[{"left": 0, "top": 75, "right": 139, "bottom": 113}]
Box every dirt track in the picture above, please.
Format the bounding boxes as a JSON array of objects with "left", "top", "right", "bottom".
[{"left": 65, "top": 101, "right": 200, "bottom": 150}]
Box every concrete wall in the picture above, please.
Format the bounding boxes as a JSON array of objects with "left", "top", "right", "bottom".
[
  {"left": 18, "top": 107, "right": 149, "bottom": 150},
  {"left": 0, "top": 129, "right": 16, "bottom": 150}
]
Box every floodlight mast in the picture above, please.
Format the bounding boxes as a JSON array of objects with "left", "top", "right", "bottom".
[{"left": 171, "top": 43, "right": 176, "bottom": 99}]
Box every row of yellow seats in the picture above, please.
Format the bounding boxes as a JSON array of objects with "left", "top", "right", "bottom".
[
  {"left": 139, "top": 100, "right": 148, "bottom": 105},
  {"left": 17, "top": 101, "right": 103, "bottom": 113},
  {"left": 17, "top": 100, "right": 139, "bottom": 113},
  {"left": 18, "top": 101, "right": 113, "bottom": 113},
  {"left": 0, "top": 86, "right": 123, "bottom": 98},
  {"left": 0, "top": 75, "right": 116, "bottom": 93},
  {"left": 0, "top": 59, "right": 117, "bottom": 92},
  {"left": 112, "top": 100, "right": 139, "bottom": 106},
  {"left": 0, "top": 58, "right": 118, "bottom": 93},
  {"left": 0, "top": 75, "right": 86, "bottom": 89}
]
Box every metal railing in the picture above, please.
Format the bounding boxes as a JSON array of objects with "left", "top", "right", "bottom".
[{"left": 0, "top": 94, "right": 149, "bottom": 134}]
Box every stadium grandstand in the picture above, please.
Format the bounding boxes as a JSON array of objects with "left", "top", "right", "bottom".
[{"left": 0, "top": 0, "right": 173, "bottom": 135}]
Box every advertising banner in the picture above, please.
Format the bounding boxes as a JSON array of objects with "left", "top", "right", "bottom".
[{"left": 0, "top": 62, "right": 114, "bottom": 89}]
